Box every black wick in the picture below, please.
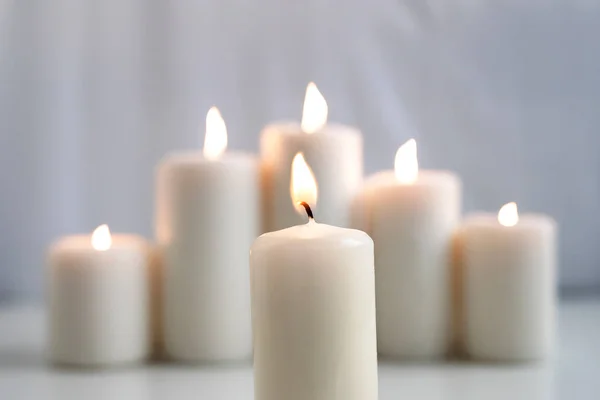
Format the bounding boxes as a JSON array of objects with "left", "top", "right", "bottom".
[{"left": 298, "top": 201, "right": 314, "bottom": 220}]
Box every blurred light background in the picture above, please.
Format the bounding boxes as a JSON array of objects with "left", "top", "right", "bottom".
[{"left": 1, "top": 0, "right": 599, "bottom": 301}]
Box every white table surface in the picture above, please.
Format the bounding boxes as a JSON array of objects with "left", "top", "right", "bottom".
[{"left": 1, "top": 299, "right": 599, "bottom": 400}]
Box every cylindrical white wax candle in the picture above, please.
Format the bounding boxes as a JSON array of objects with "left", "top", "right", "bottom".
[
  {"left": 156, "top": 107, "right": 259, "bottom": 362},
  {"left": 250, "top": 154, "right": 378, "bottom": 400},
  {"left": 354, "top": 139, "right": 461, "bottom": 359},
  {"left": 47, "top": 225, "right": 151, "bottom": 366},
  {"left": 148, "top": 246, "right": 164, "bottom": 356},
  {"left": 261, "top": 82, "right": 363, "bottom": 231},
  {"left": 461, "top": 203, "right": 557, "bottom": 361}
]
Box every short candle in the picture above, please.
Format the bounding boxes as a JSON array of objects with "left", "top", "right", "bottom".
[
  {"left": 353, "top": 139, "right": 462, "bottom": 359},
  {"left": 47, "top": 225, "right": 152, "bottom": 366},
  {"left": 460, "top": 202, "right": 557, "bottom": 361}
]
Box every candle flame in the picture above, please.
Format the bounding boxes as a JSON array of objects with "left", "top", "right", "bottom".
[
  {"left": 203, "top": 106, "right": 227, "bottom": 160},
  {"left": 394, "top": 138, "right": 419, "bottom": 184},
  {"left": 301, "top": 82, "right": 328, "bottom": 134},
  {"left": 290, "top": 152, "right": 318, "bottom": 214},
  {"left": 91, "top": 224, "right": 112, "bottom": 251},
  {"left": 498, "top": 202, "right": 519, "bottom": 227}
]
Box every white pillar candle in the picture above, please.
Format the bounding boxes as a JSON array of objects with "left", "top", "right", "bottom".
[
  {"left": 261, "top": 82, "right": 363, "bottom": 231},
  {"left": 47, "top": 225, "right": 151, "bottom": 366},
  {"left": 461, "top": 202, "right": 557, "bottom": 361},
  {"left": 354, "top": 139, "right": 461, "bottom": 359},
  {"left": 156, "top": 107, "right": 259, "bottom": 362},
  {"left": 250, "top": 154, "right": 378, "bottom": 400},
  {"left": 148, "top": 245, "right": 164, "bottom": 356}
]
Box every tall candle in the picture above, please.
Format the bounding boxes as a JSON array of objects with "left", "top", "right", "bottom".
[
  {"left": 353, "top": 139, "right": 461, "bottom": 359},
  {"left": 250, "top": 154, "right": 378, "bottom": 400},
  {"left": 156, "top": 107, "right": 259, "bottom": 362},
  {"left": 461, "top": 203, "right": 557, "bottom": 361},
  {"left": 47, "top": 225, "right": 151, "bottom": 366},
  {"left": 261, "top": 82, "right": 363, "bottom": 231}
]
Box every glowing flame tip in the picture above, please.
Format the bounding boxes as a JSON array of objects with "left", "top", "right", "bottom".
[
  {"left": 301, "top": 82, "right": 328, "bottom": 134},
  {"left": 394, "top": 138, "right": 419, "bottom": 184},
  {"left": 498, "top": 202, "right": 519, "bottom": 227},
  {"left": 290, "top": 153, "right": 318, "bottom": 216},
  {"left": 203, "top": 106, "right": 227, "bottom": 159},
  {"left": 91, "top": 224, "right": 112, "bottom": 251}
]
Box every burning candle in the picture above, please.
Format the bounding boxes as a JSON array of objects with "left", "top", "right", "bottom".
[
  {"left": 156, "top": 107, "right": 259, "bottom": 362},
  {"left": 250, "top": 153, "right": 378, "bottom": 400},
  {"left": 460, "top": 202, "right": 557, "bottom": 361},
  {"left": 353, "top": 139, "right": 462, "bottom": 359},
  {"left": 47, "top": 225, "right": 152, "bottom": 366},
  {"left": 260, "top": 82, "right": 363, "bottom": 231}
]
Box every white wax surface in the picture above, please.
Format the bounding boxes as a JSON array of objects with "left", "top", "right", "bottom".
[
  {"left": 156, "top": 151, "right": 259, "bottom": 362},
  {"left": 148, "top": 245, "right": 164, "bottom": 354},
  {"left": 356, "top": 170, "right": 462, "bottom": 359},
  {"left": 250, "top": 221, "right": 378, "bottom": 400},
  {"left": 260, "top": 122, "right": 363, "bottom": 231},
  {"left": 47, "top": 234, "right": 151, "bottom": 366},
  {"left": 461, "top": 213, "right": 557, "bottom": 361}
]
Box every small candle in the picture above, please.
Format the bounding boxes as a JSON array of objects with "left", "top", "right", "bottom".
[
  {"left": 261, "top": 82, "right": 363, "bottom": 231},
  {"left": 461, "top": 202, "right": 557, "bottom": 361},
  {"left": 353, "top": 139, "right": 461, "bottom": 359},
  {"left": 250, "top": 154, "right": 378, "bottom": 400},
  {"left": 47, "top": 225, "right": 151, "bottom": 366},
  {"left": 156, "top": 107, "right": 258, "bottom": 362}
]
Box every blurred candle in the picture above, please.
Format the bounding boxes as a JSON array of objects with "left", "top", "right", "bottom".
[
  {"left": 156, "top": 107, "right": 259, "bottom": 362},
  {"left": 48, "top": 225, "right": 151, "bottom": 366},
  {"left": 250, "top": 154, "right": 378, "bottom": 400},
  {"left": 461, "top": 203, "right": 557, "bottom": 361},
  {"left": 353, "top": 139, "right": 461, "bottom": 359},
  {"left": 261, "top": 82, "right": 363, "bottom": 231}
]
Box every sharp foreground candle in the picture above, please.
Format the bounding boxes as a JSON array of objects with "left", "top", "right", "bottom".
[
  {"left": 260, "top": 82, "right": 363, "bottom": 231},
  {"left": 47, "top": 225, "right": 151, "bottom": 366},
  {"left": 353, "top": 139, "right": 461, "bottom": 359},
  {"left": 156, "top": 107, "right": 259, "bottom": 362},
  {"left": 460, "top": 203, "right": 557, "bottom": 361},
  {"left": 250, "top": 154, "right": 378, "bottom": 400}
]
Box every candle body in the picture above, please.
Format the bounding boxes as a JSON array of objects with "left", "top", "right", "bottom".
[
  {"left": 250, "top": 222, "right": 378, "bottom": 400},
  {"left": 462, "top": 214, "right": 557, "bottom": 361},
  {"left": 156, "top": 152, "right": 259, "bottom": 362},
  {"left": 47, "top": 235, "right": 151, "bottom": 366},
  {"left": 357, "top": 170, "right": 461, "bottom": 359},
  {"left": 261, "top": 123, "right": 362, "bottom": 231},
  {"left": 148, "top": 245, "right": 164, "bottom": 356}
]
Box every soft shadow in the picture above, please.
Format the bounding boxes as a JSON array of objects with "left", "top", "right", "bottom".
[{"left": 146, "top": 356, "right": 252, "bottom": 371}]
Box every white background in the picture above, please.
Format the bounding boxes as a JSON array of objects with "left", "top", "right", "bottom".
[{"left": 1, "top": 0, "right": 599, "bottom": 300}]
